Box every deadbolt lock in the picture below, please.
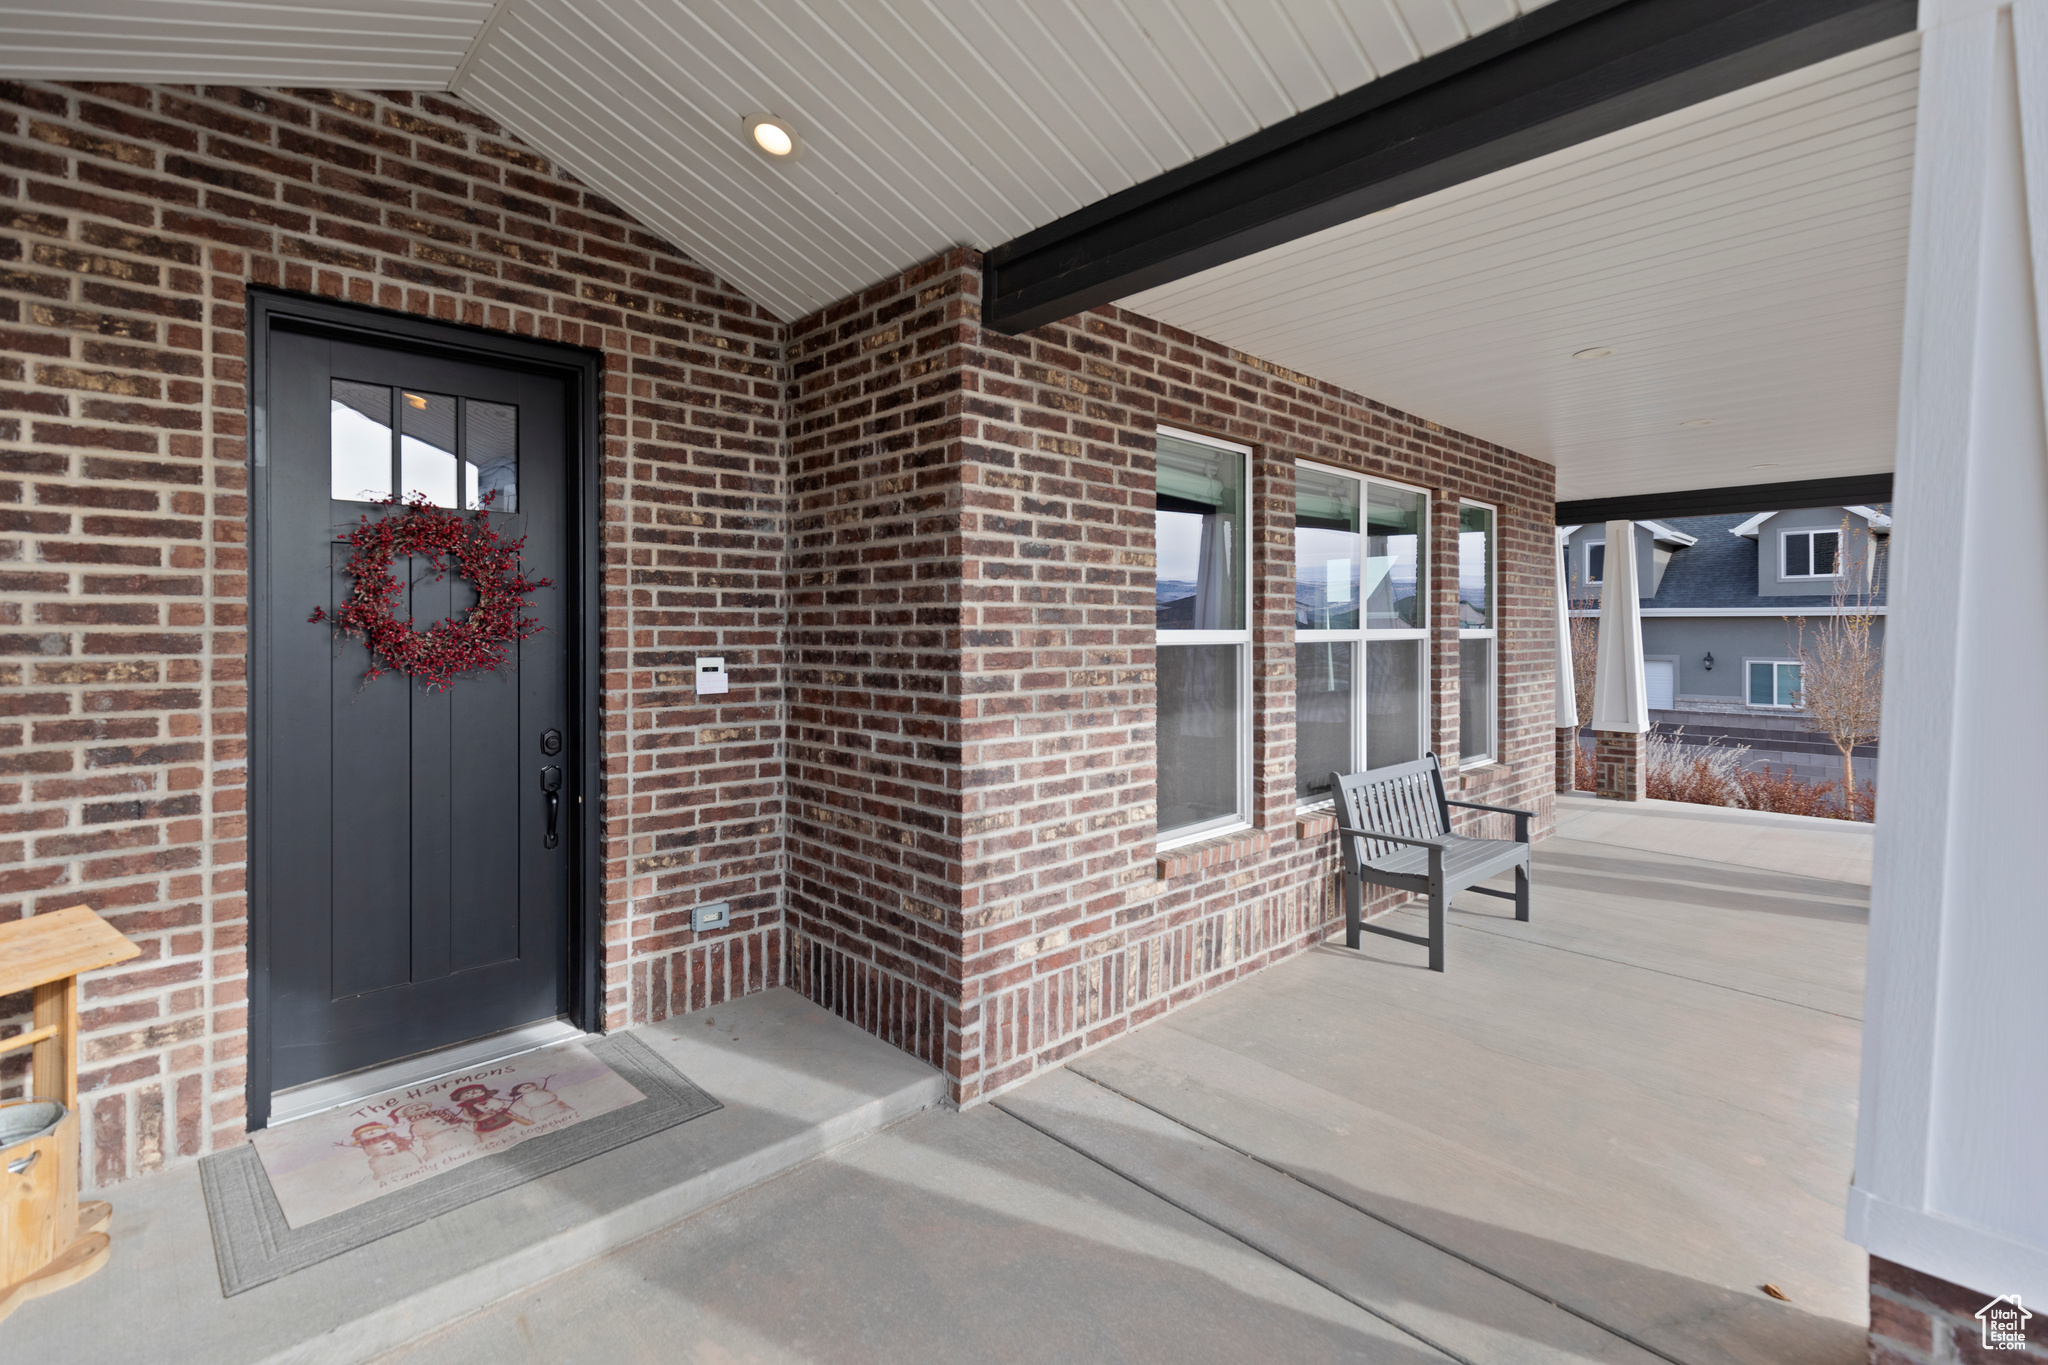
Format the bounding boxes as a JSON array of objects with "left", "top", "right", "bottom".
[{"left": 540, "top": 728, "right": 563, "bottom": 756}]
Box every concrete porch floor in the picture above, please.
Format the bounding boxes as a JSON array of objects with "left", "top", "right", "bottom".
[
  {"left": 382, "top": 795, "right": 1871, "bottom": 1365},
  {"left": 12, "top": 794, "right": 1870, "bottom": 1364}
]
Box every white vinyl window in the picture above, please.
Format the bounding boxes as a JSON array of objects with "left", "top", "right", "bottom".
[
  {"left": 1294, "top": 462, "right": 1429, "bottom": 804},
  {"left": 1746, "top": 659, "right": 1804, "bottom": 708},
  {"left": 1155, "top": 427, "right": 1253, "bottom": 846},
  {"left": 1583, "top": 539, "right": 1605, "bottom": 586},
  {"left": 1781, "top": 529, "right": 1842, "bottom": 579},
  {"left": 1457, "top": 502, "right": 1496, "bottom": 767}
]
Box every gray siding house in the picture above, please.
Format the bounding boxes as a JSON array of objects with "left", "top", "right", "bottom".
[{"left": 1563, "top": 507, "right": 1889, "bottom": 784}]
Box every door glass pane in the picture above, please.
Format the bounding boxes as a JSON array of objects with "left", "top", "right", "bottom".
[
  {"left": 400, "top": 390, "right": 460, "bottom": 508},
  {"left": 1157, "top": 644, "right": 1240, "bottom": 835},
  {"left": 330, "top": 380, "right": 392, "bottom": 502},
  {"left": 1295, "top": 641, "right": 1353, "bottom": 802},
  {"left": 1295, "top": 466, "right": 1360, "bottom": 630},
  {"left": 1366, "top": 639, "right": 1423, "bottom": 771},
  {"left": 467, "top": 398, "right": 518, "bottom": 512},
  {"left": 1777, "top": 662, "right": 1803, "bottom": 707},
  {"left": 1156, "top": 433, "right": 1245, "bottom": 631},
  {"left": 1813, "top": 530, "right": 1839, "bottom": 575},
  {"left": 1459, "top": 637, "right": 1493, "bottom": 762},
  {"left": 1365, "top": 484, "right": 1425, "bottom": 629},
  {"left": 1587, "top": 542, "right": 1604, "bottom": 584},
  {"left": 1749, "top": 661, "right": 1774, "bottom": 705},
  {"left": 1458, "top": 505, "right": 1492, "bottom": 628},
  {"left": 1785, "top": 534, "right": 1811, "bottom": 577}
]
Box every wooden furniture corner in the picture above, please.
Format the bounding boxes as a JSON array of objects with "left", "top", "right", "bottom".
[{"left": 0, "top": 904, "right": 141, "bottom": 1323}]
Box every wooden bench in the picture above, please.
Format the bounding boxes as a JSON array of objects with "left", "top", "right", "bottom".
[{"left": 1330, "top": 755, "right": 1533, "bottom": 972}]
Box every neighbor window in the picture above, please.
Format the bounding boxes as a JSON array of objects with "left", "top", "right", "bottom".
[
  {"left": 1156, "top": 428, "right": 1251, "bottom": 843},
  {"left": 1294, "top": 463, "right": 1428, "bottom": 802},
  {"left": 1458, "top": 502, "right": 1496, "bottom": 766},
  {"left": 1747, "top": 659, "right": 1803, "bottom": 708},
  {"left": 1782, "top": 529, "right": 1841, "bottom": 579},
  {"left": 1584, "top": 539, "right": 1605, "bottom": 586}
]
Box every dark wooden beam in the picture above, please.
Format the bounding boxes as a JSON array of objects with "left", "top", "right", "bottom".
[
  {"left": 1557, "top": 473, "right": 1894, "bottom": 523},
  {"left": 982, "top": 0, "right": 1916, "bottom": 335}
]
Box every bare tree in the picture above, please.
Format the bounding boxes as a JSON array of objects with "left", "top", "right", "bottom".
[
  {"left": 1794, "top": 520, "right": 1885, "bottom": 798},
  {"left": 1569, "top": 594, "right": 1598, "bottom": 732}
]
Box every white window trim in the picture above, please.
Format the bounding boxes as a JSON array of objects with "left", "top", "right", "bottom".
[
  {"left": 1744, "top": 657, "right": 1805, "bottom": 709},
  {"left": 1457, "top": 499, "right": 1497, "bottom": 768},
  {"left": 1156, "top": 427, "right": 1255, "bottom": 846},
  {"left": 1780, "top": 527, "right": 1845, "bottom": 580},
  {"left": 1293, "top": 460, "right": 1431, "bottom": 808},
  {"left": 1583, "top": 538, "right": 1605, "bottom": 586}
]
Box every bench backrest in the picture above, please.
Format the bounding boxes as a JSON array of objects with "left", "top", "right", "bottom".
[{"left": 1331, "top": 755, "right": 1450, "bottom": 866}]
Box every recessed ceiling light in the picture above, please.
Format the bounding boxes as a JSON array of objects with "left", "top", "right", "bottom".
[
  {"left": 1571, "top": 347, "right": 1613, "bottom": 360},
  {"left": 1680, "top": 418, "right": 1714, "bottom": 427},
  {"left": 1750, "top": 462, "right": 1775, "bottom": 469},
  {"left": 742, "top": 113, "right": 803, "bottom": 162}
]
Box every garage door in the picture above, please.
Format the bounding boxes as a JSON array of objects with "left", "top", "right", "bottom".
[{"left": 1646, "top": 659, "right": 1675, "bottom": 711}]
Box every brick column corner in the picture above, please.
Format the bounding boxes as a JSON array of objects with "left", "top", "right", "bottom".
[
  {"left": 1555, "top": 727, "right": 1580, "bottom": 793},
  {"left": 1592, "top": 730, "right": 1645, "bottom": 801},
  {"left": 1869, "top": 1254, "right": 2047, "bottom": 1363}
]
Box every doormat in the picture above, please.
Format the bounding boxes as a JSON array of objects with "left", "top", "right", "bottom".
[{"left": 198, "top": 1032, "right": 718, "bottom": 1296}]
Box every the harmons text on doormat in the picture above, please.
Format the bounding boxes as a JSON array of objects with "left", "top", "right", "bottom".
[{"left": 250, "top": 1040, "right": 644, "bottom": 1226}]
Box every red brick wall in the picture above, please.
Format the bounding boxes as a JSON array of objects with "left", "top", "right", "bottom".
[
  {"left": 1869, "top": 1255, "right": 2047, "bottom": 1363},
  {"left": 0, "top": 81, "right": 785, "bottom": 1185},
  {"left": 3, "top": 82, "right": 1562, "bottom": 1180},
  {"left": 787, "top": 249, "right": 1556, "bottom": 1104}
]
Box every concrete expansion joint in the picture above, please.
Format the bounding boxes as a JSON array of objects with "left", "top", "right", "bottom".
[{"left": 1018, "top": 1068, "right": 1694, "bottom": 1365}]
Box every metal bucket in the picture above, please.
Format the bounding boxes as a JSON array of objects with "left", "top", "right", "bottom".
[{"left": 0, "top": 1100, "right": 64, "bottom": 1154}]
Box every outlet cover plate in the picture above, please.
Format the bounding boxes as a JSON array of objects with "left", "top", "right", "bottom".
[{"left": 692, "top": 900, "right": 730, "bottom": 932}]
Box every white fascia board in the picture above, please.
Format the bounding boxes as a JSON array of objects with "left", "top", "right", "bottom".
[
  {"left": 1557, "top": 525, "right": 1582, "bottom": 539},
  {"left": 1567, "top": 606, "right": 1889, "bottom": 617},
  {"left": 1635, "top": 519, "right": 1698, "bottom": 546},
  {"left": 1729, "top": 512, "right": 1775, "bottom": 538},
  {"left": 1842, "top": 504, "right": 1895, "bottom": 527}
]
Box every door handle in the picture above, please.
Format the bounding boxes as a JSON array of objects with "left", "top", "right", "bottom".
[{"left": 541, "top": 766, "right": 562, "bottom": 849}]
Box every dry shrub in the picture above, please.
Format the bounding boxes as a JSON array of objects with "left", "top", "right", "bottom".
[
  {"left": 1574, "top": 737, "right": 1593, "bottom": 791},
  {"left": 1731, "top": 765, "right": 1877, "bottom": 822},
  {"left": 1644, "top": 729, "right": 1747, "bottom": 806}
]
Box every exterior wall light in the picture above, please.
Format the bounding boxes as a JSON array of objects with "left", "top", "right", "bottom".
[
  {"left": 742, "top": 113, "right": 803, "bottom": 162},
  {"left": 1703, "top": 652, "right": 1715, "bottom": 671}
]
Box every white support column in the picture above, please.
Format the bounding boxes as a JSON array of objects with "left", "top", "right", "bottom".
[
  {"left": 1849, "top": 0, "right": 2048, "bottom": 1305},
  {"left": 1554, "top": 529, "right": 1581, "bottom": 793},
  {"left": 1590, "top": 520, "right": 1646, "bottom": 734},
  {"left": 1554, "top": 529, "right": 1579, "bottom": 730}
]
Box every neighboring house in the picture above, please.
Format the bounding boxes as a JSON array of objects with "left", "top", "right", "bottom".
[{"left": 1563, "top": 507, "right": 1889, "bottom": 785}]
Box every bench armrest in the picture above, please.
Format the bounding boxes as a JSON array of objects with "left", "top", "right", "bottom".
[
  {"left": 1446, "top": 799, "right": 1533, "bottom": 818},
  {"left": 1333, "top": 825, "right": 1450, "bottom": 850},
  {"left": 1445, "top": 800, "right": 1533, "bottom": 843}
]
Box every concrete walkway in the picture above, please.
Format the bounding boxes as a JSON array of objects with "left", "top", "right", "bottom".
[{"left": 384, "top": 795, "right": 1869, "bottom": 1365}]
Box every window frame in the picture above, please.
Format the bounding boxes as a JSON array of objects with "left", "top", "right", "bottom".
[
  {"left": 1744, "top": 657, "right": 1805, "bottom": 709},
  {"left": 1154, "top": 425, "right": 1256, "bottom": 851},
  {"left": 1583, "top": 538, "right": 1606, "bottom": 586},
  {"left": 1294, "top": 460, "right": 1432, "bottom": 808},
  {"left": 1779, "top": 528, "right": 1844, "bottom": 581},
  {"left": 1457, "top": 499, "right": 1497, "bottom": 768}
]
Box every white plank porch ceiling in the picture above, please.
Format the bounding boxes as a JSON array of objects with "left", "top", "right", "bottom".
[
  {"left": 1125, "top": 33, "right": 1920, "bottom": 500},
  {"left": 0, "top": 1, "right": 1915, "bottom": 498}
]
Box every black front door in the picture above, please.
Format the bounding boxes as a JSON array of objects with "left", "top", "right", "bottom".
[{"left": 259, "top": 321, "right": 575, "bottom": 1096}]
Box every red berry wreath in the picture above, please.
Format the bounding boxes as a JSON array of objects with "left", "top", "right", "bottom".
[{"left": 310, "top": 493, "right": 551, "bottom": 690}]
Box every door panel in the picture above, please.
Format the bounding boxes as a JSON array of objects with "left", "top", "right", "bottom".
[{"left": 263, "top": 328, "right": 573, "bottom": 1093}]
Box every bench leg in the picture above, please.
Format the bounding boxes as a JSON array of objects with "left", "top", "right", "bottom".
[
  {"left": 1427, "top": 885, "right": 1446, "bottom": 972},
  {"left": 1343, "top": 870, "right": 1363, "bottom": 950},
  {"left": 1514, "top": 862, "right": 1530, "bottom": 923}
]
